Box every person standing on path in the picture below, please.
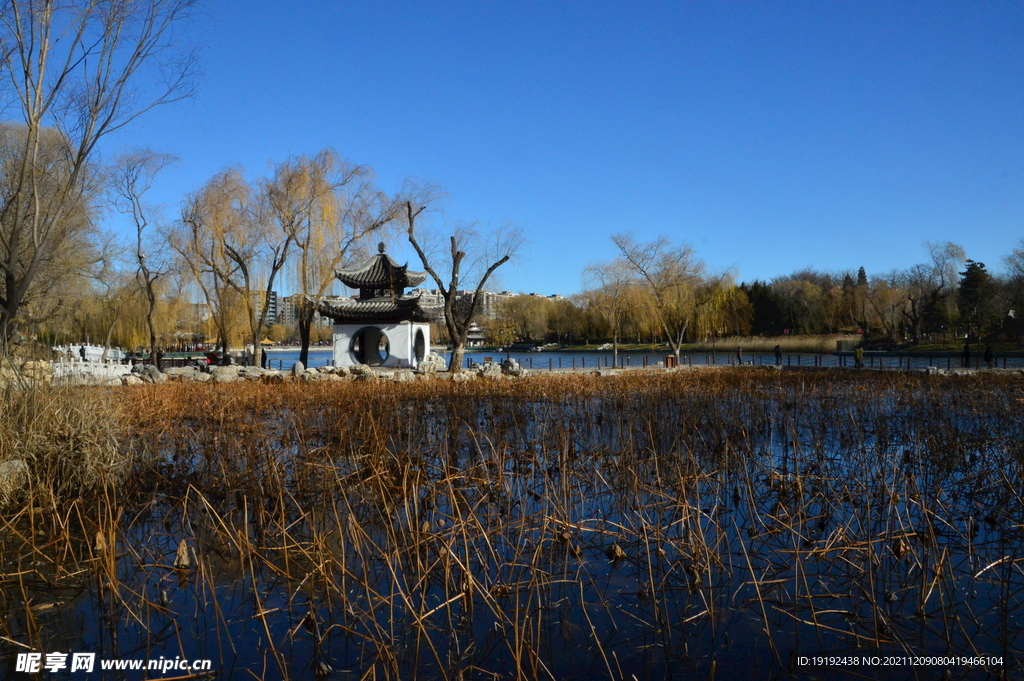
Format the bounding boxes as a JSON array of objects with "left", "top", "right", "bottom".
[
  {"left": 984, "top": 344, "right": 994, "bottom": 369},
  {"left": 774, "top": 345, "right": 782, "bottom": 366},
  {"left": 854, "top": 345, "right": 864, "bottom": 369},
  {"left": 79, "top": 345, "right": 87, "bottom": 362},
  {"left": 962, "top": 343, "right": 971, "bottom": 368},
  {"left": 736, "top": 346, "right": 743, "bottom": 365}
]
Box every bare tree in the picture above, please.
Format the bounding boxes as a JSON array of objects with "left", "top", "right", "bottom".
[
  {"left": 110, "top": 148, "right": 177, "bottom": 364},
  {"left": 0, "top": 0, "right": 198, "bottom": 358},
  {"left": 0, "top": 124, "right": 103, "bottom": 350},
  {"left": 611, "top": 233, "right": 706, "bottom": 361},
  {"left": 1005, "top": 239, "right": 1024, "bottom": 315},
  {"left": 404, "top": 197, "right": 522, "bottom": 372}
]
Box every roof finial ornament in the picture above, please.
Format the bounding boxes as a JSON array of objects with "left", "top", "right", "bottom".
[{"left": 378, "top": 242, "right": 385, "bottom": 254}]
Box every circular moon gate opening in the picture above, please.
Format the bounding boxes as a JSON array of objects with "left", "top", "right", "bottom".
[
  {"left": 351, "top": 327, "right": 390, "bottom": 366},
  {"left": 414, "top": 329, "right": 426, "bottom": 364}
]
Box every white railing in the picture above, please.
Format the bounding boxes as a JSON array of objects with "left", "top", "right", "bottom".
[
  {"left": 53, "top": 344, "right": 126, "bottom": 364},
  {"left": 51, "top": 358, "right": 132, "bottom": 381}
]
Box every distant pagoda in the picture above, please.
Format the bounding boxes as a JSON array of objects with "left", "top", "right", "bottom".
[{"left": 311, "top": 244, "right": 439, "bottom": 368}]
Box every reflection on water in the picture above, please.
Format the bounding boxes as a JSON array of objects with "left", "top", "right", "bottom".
[
  {"left": 264, "top": 347, "right": 1024, "bottom": 373},
  {"left": 2, "top": 373, "right": 1022, "bottom": 679}
]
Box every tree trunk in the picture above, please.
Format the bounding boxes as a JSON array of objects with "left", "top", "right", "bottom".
[
  {"left": 0, "top": 312, "right": 12, "bottom": 361},
  {"left": 448, "top": 341, "right": 467, "bottom": 373},
  {"left": 147, "top": 293, "right": 158, "bottom": 367},
  {"left": 298, "top": 303, "right": 313, "bottom": 367},
  {"left": 102, "top": 316, "right": 118, "bottom": 363}
]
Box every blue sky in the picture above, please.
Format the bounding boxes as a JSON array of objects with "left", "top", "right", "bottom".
[{"left": 102, "top": 1, "right": 1024, "bottom": 296}]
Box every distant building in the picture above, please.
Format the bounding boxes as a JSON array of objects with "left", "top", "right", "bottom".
[
  {"left": 278, "top": 294, "right": 337, "bottom": 328},
  {"left": 400, "top": 289, "right": 563, "bottom": 322},
  {"left": 248, "top": 290, "right": 279, "bottom": 326}
]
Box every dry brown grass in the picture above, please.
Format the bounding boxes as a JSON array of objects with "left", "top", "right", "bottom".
[
  {"left": 0, "top": 386, "right": 127, "bottom": 502},
  {"left": 0, "top": 372, "right": 1022, "bottom": 679}
]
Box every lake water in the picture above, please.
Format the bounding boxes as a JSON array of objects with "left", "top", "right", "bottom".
[
  {"left": 1, "top": 373, "right": 1019, "bottom": 680},
  {"left": 265, "top": 347, "right": 1024, "bottom": 371}
]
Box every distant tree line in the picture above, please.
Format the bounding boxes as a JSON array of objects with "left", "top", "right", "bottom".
[
  {"left": 2, "top": 4, "right": 1020, "bottom": 369},
  {"left": 486, "top": 238, "right": 1024, "bottom": 353},
  {"left": 1, "top": 1, "right": 522, "bottom": 373}
]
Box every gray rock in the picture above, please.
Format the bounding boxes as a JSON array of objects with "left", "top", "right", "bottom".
[
  {"left": 210, "top": 365, "right": 240, "bottom": 378},
  {"left": 0, "top": 459, "right": 29, "bottom": 506},
  {"left": 418, "top": 352, "right": 447, "bottom": 374},
  {"left": 164, "top": 366, "right": 206, "bottom": 382},
  {"left": 291, "top": 361, "right": 304, "bottom": 377},
  {"left": 392, "top": 370, "right": 416, "bottom": 382},
  {"left": 451, "top": 371, "right": 472, "bottom": 382},
  {"left": 121, "top": 374, "right": 145, "bottom": 386},
  {"left": 131, "top": 364, "right": 166, "bottom": 384},
  {"left": 238, "top": 366, "right": 271, "bottom": 381},
  {"left": 501, "top": 358, "right": 527, "bottom": 377},
  {"left": 477, "top": 362, "right": 504, "bottom": 379},
  {"left": 351, "top": 365, "right": 379, "bottom": 381}
]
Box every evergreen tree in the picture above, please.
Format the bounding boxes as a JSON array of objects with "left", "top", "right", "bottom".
[{"left": 958, "top": 260, "right": 996, "bottom": 339}]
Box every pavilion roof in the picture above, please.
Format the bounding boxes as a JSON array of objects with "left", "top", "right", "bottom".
[
  {"left": 335, "top": 245, "right": 428, "bottom": 290},
  {"left": 310, "top": 294, "right": 440, "bottom": 324}
]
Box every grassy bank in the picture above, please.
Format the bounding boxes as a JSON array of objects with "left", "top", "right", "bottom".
[{"left": 1, "top": 373, "right": 1021, "bottom": 678}]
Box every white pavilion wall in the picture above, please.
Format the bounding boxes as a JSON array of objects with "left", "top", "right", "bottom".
[{"left": 332, "top": 321, "right": 430, "bottom": 369}]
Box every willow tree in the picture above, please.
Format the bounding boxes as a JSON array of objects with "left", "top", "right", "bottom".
[
  {"left": 494, "top": 294, "right": 552, "bottom": 343},
  {"left": 690, "top": 273, "right": 750, "bottom": 340},
  {"left": 0, "top": 0, "right": 197, "bottom": 358},
  {"left": 582, "top": 258, "right": 637, "bottom": 366},
  {"left": 172, "top": 170, "right": 255, "bottom": 357},
  {"left": 271, "top": 150, "right": 398, "bottom": 366},
  {"left": 611, "top": 233, "right": 706, "bottom": 361}
]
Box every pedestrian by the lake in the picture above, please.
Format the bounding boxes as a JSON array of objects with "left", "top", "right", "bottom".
[
  {"left": 853, "top": 345, "right": 864, "bottom": 369},
  {"left": 736, "top": 346, "right": 743, "bottom": 365},
  {"left": 962, "top": 343, "right": 971, "bottom": 368},
  {"left": 774, "top": 345, "right": 782, "bottom": 366},
  {"left": 79, "top": 345, "right": 86, "bottom": 362},
  {"left": 984, "top": 344, "right": 994, "bottom": 369}
]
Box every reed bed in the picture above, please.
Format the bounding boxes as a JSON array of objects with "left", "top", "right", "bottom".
[{"left": 0, "top": 371, "right": 1022, "bottom": 680}]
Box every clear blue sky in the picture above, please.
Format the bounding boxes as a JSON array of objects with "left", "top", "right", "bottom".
[{"left": 103, "top": 0, "right": 1024, "bottom": 296}]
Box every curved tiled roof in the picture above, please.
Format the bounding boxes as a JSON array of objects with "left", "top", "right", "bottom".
[
  {"left": 335, "top": 252, "right": 428, "bottom": 290},
  {"left": 310, "top": 294, "right": 441, "bottom": 323}
]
